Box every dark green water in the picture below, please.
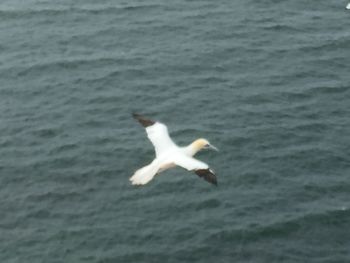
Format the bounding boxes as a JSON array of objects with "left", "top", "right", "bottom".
[{"left": 1, "top": 0, "right": 350, "bottom": 262}]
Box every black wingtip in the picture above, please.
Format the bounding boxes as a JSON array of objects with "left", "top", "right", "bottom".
[
  {"left": 195, "top": 169, "right": 218, "bottom": 186},
  {"left": 132, "top": 113, "right": 155, "bottom": 128}
]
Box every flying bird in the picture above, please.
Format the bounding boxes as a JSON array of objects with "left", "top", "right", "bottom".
[{"left": 130, "top": 113, "right": 219, "bottom": 186}]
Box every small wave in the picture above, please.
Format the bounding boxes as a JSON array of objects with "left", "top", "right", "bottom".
[
  {"left": 205, "top": 208, "right": 350, "bottom": 243},
  {"left": 49, "top": 143, "right": 78, "bottom": 155},
  {"left": 262, "top": 24, "right": 300, "bottom": 33},
  {"left": 14, "top": 56, "right": 119, "bottom": 78},
  {"left": 0, "top": 4, "right": 162, "bottom": 18},
  {"left": 26, "top": 190, "right": 82, "bottom": 204},
  {"left": 0, "top": 8, "right": 66, "bottom": 18},
  {"left": 298, "top": 37, "right": 350, "bottom": 53},
  {"left": 306, "top": 85, "right": 349, "bottom": 96},
  {"left": 32, "top": 127, "right": 61, "bottom": 139}
]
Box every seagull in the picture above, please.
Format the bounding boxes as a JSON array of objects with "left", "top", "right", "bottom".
[
  {"left": 347, "top": 3, "right": 350, "bottom": 9},
  {"left": 130, "top": 113, "right": 219, "bottom": 186}
]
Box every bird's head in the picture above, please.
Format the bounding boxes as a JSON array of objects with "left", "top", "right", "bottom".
[{"left": 192, "top": 138, "right": 219, "bottom": 152}]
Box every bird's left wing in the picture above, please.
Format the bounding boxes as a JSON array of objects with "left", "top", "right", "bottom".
[
  {"left": 172, "top": 154, "right": 217, "bottom": 186},
  {"left": 133, "top": 113, "right": 177, "bottom": 157}
]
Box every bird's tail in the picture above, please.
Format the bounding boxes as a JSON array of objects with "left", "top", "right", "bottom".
[{"left": 130, "top": 162, "right": 159, "bottom": 185}]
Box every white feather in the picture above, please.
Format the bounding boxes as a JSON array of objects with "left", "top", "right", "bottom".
[
  {"left": 171, "top": 154, "right": 208, "bottom": 171},
  {"left": 145, "top": 122, "right": 176, "bottom": 157},
  {"left": 130, "top": 162, "right": 160, "bottom": 185}
]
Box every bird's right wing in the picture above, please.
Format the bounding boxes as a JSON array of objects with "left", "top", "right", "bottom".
[
  {"left": 173, "top": 155, "right": 217, "bottom": 185},
  {"left": 133, "top": 113, "right": 177, "bottom": 157}
]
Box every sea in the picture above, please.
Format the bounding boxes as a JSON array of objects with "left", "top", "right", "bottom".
[{"left": 1, "top": 0, "right": 350, "bottom": 262}]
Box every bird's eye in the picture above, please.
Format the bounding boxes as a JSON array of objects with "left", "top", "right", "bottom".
[{"left": 205, "top": 144, "right": 210, "bottom": 148}]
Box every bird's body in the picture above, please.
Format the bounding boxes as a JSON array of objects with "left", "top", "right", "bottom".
[{"left": 130, "top": 114, "right": 218, "bottom": 186}]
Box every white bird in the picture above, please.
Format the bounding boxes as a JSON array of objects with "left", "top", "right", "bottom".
[
  {"left": 130, "top": 113, "right": 219, "bottom": 186},
  {"left": 347, "top": 3, "right": 350, "bottom": 9}
]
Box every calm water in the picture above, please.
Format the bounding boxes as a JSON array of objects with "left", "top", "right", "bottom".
[{"left": 1, "top": 0, "right": 350, "bottom": 262}]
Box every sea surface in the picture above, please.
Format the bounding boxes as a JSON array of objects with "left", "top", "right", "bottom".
[{"left": 1, "top": 0, "right": 350, "bottom": 262}]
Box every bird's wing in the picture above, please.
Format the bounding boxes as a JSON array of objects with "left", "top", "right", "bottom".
[
  {"left": 172, "top": 154, "right": 217, "bottom": 186},
  {"left": 133, "top": 113, "right": 177, "bottom": 157}
]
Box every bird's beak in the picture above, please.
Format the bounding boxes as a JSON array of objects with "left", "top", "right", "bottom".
[{"left": 209, "top": 144, "right": 219, "bottom": 152}]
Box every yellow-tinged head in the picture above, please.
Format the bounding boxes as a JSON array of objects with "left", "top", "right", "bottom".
[
  {"left": 192, "top": 138, "right": 211, "bottom": 151},
  {"left": 189, "top": 138, "right": 219, "bottom": 156}
]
